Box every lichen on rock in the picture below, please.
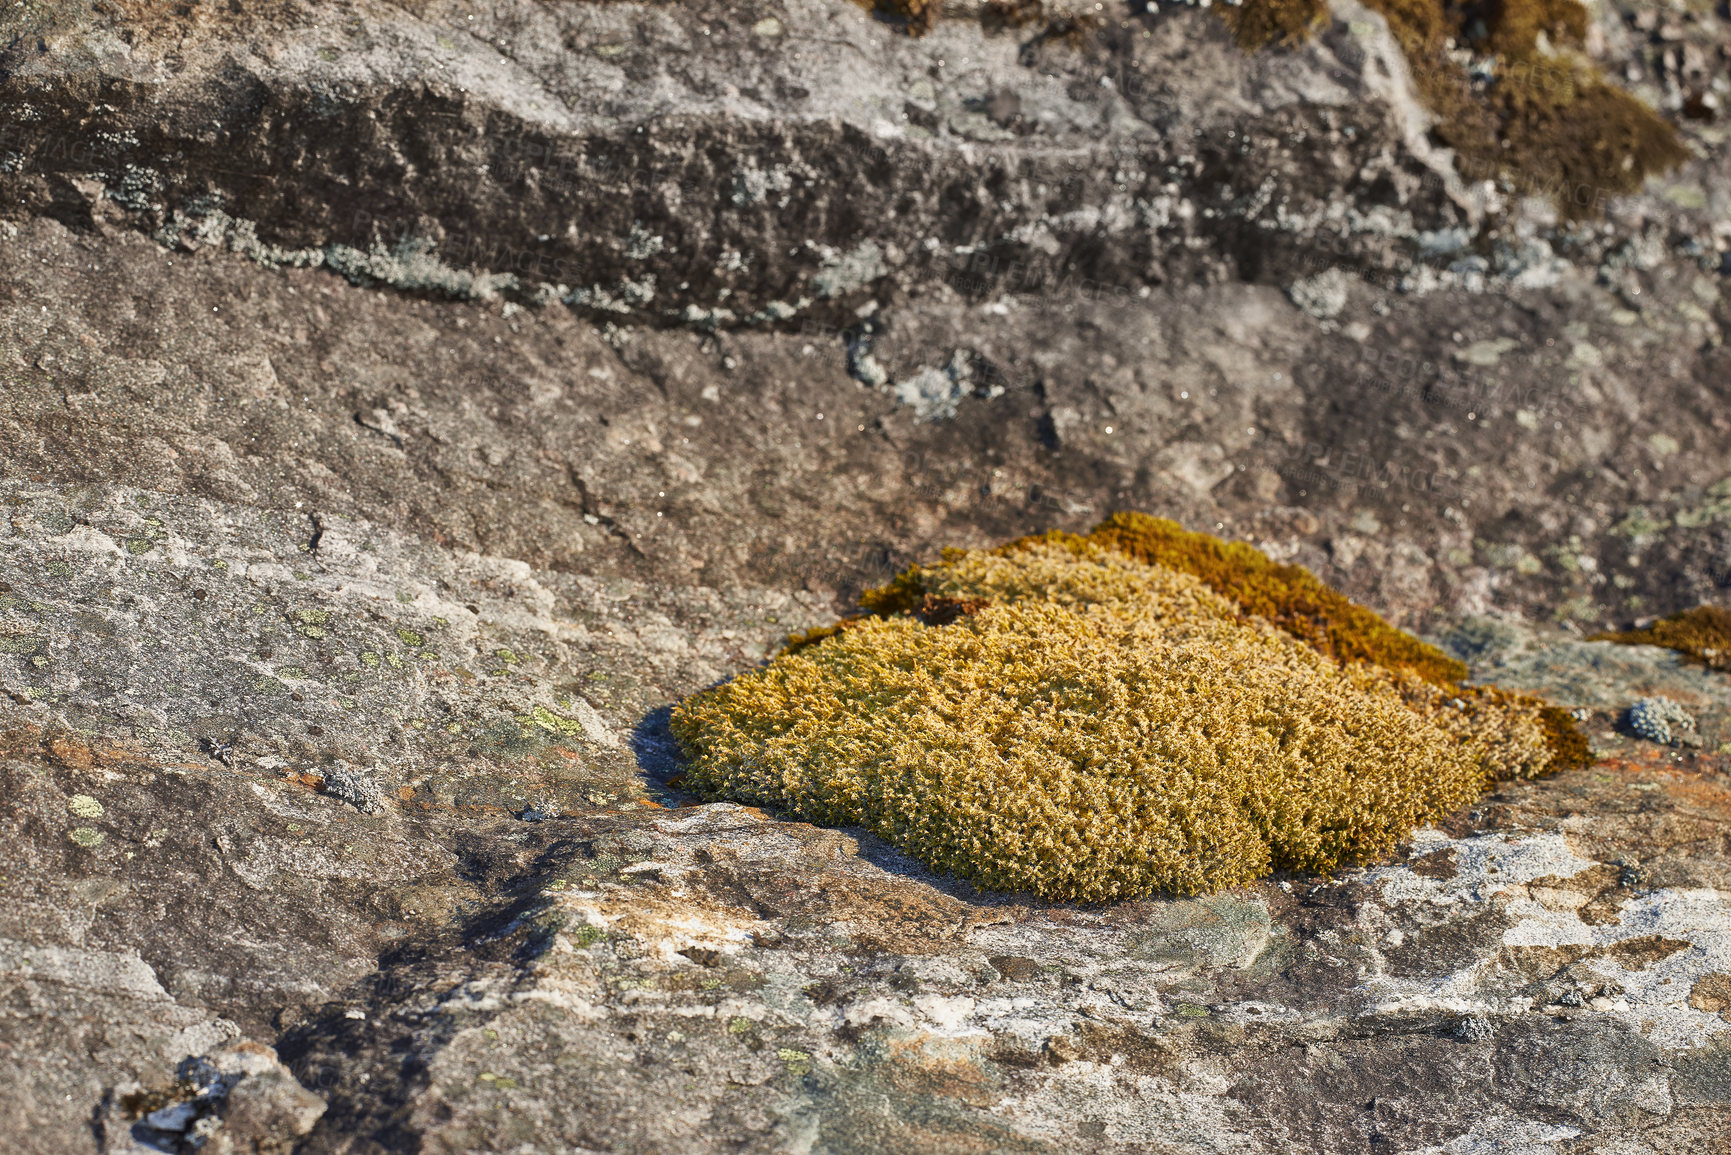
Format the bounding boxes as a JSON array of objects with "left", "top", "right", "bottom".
[
  {"left": 321, "top": 765, "right": 385, "bottom": 814},
  {"left": 1627, "top": 695, "right": 1698, "bottom": 746},
  {"left": 1224, "top": 0, "right": 1686, "bottom": 213},
  {"left": 871, "top": 0, "right": 1684, "bottom": 214}
]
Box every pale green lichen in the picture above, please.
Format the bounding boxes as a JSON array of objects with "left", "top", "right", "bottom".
[
  {"left": 1674, "top": 478, "right": 1731, "bottom": 529},
  {"left": 522, "top": 707, "right": 577, "bottom": 735}
]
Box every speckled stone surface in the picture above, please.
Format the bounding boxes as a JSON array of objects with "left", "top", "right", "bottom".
[{"left": 3, "top": 478, "right": 1728, "bottom": 1154}]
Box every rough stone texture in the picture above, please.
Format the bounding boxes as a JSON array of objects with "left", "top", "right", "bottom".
[
  {"left": 2, "top": 0, "right": 1730, "bottom": 1151},
  {"left": 4, "top": 482, "right": 1730, "bottom": 1153}
]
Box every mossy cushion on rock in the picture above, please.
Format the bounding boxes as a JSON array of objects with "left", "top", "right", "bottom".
[
  {"left": 673, "top": 537, "right": 1567, "bottom": 903},
  {"left": 1596, "top": 606, "right": 1731, "bottom": 674}
]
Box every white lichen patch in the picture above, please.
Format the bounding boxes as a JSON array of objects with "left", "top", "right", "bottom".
[
  {"left": 1407, "top": 1115, "right": 1583, "bottom": 1155},
  {"left": 550, "top": 885, "right": 760, "bottom": 967},
  {"left": 812, "top": 241, "right": 887, "bottom": 299},
  {"left": 1287, "top": 268, "right": 1349, "bottom": 319},
  {"left": 999, "top": 1060, "right": 1266, "bottom": 1152},
  {"left": 1362, "top": 830, "right": 1731, "bottom": 1047},
  {"left": 1546, "top": 887, "right": 1731, "bottom": 1049},
  {"left": 1368, "top": 830, "right": 1598, "bottom": 908}
]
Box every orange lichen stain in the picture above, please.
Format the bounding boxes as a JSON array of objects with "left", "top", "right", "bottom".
[
  {"left": 879, "top": 1035, "right": 997, "bottom": 1106},
  {"left": 47, "top": 737, "right": 94, "bottom": 770},
  {"left": 1598, "top": 748, "right": 1674, "bottom": 771},
  {"left": 1660, "top": 777, "right": 1731, "bottom": 819}
]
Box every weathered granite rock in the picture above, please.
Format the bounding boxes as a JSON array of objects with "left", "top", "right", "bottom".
[
  {"left": 3, "top": 479, "right": 1728, "bottom": 1153},
  {"left": 3, "top": 0, "right": 1730, "bottom": 1151}
]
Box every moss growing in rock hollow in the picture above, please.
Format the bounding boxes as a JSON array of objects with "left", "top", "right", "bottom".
[
  {"left": 872, "top": 0, "right": 940, "bottom": 35},
  {"left": 674, "top": 538, "right": 1568, "bottom": 902},
  {"left": 889, "top": 0, "right": 1682, "bottom": 215},
  {"left": 1226, "top": 0, "right": 1685, "bottom": 212},
  {"left": 1595, "top": 606, "right": 1731, "bottom": 674}
]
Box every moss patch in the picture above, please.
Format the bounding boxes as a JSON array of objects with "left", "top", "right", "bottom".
[
  {"left": 882, "top": 0, "right": 1683, "bottom": 215},
  {"left": 1594, "top": 606, "right": 1731, "bottom": 674},
  {"left": 1229, "top": 0, "right": 1684, "bottom": 213},
  {"left": 1217, "top": 0, "right": 1326, "bottom": 50},
  {"left": 1003, "top": 513, "right": 1469, "bottom": 687},
  {"left": 977, "top": 514, "right": 1586, "bottom": 773},
  {"left": 676, "top": 538, "right": 1565, "bottom": 903}
]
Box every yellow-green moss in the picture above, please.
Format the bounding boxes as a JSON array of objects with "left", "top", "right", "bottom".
[
  {"left": 1532, "top": 702, "right": 1595, "bottom": 774},
  {"left": 883, "top": 535, "right": 1565, "bottom": 780},
  {"left": 782, "top": 619, "right": 864, "bottom": 654},
  {"left": 1594, "top": 606, "right": 1731, "bottom": 674},
  {"left": 1019, "top": 513, "right": 1470, "bottom": 687},
  {"left": 1074, "top": 515, "right": 1587, "bottom": 771},
  {"left": 677, "top": 540, "right": 1565, "bottom": 902}
]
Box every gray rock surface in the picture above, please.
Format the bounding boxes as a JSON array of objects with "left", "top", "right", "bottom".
[{"left": 3, "top": 0, "right": 1730, "bottom": 1151}]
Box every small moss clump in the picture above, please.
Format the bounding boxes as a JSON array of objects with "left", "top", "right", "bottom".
[
  {"left": 1533, "top": 701, "right": 1594, "bottom": 773},
  {"left": 675, "top": 533, "right": 1571, "bottom": 903},
  {"left": 1594, "top": 606, "right": 1731, "bottom": 674}
]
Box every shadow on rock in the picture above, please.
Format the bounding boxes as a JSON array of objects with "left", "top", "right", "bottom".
[{"left": 632, "top": 704, "right": 696, "bottom": 804}]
